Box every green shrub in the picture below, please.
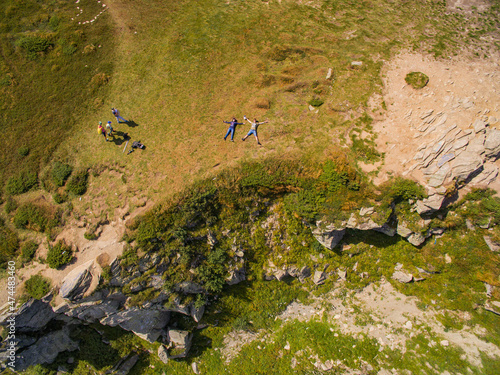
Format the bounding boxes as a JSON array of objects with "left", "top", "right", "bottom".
[
  {"left": 21, "top": 240, "right": 38, "bottom": 261},
  {"left": 405, "top": 72, "right": 429, "bottom": 89},
  {"left": 16, "top": 36, "right": 52, "bottom": 60},
  {"left": 4, "top": 196, "right": 17, "bottom": 214},
  {"left": 0, "top": 219, "right": 19, "bottom": 268},
  {"left": 52, "top": 192, "right": 67, "bottom": 204},
  {"left": 13, "top": 203, "right": 48, "bottom": 232},
  {"left": 49, "top": 16, "right": 60, "bottom": 31},
  {"left": 66, "top": 168, "right": 88, "bottom": 196},
  {"left": 18, "top": 146, "right": 30, "bottom": 157},
  {"left": 387, "top": 177, "right": 426, "bottom": 202},
  {"left": 46, "top": 240, "right": 73, "bottom": 269},
  {"left": 24, "top": 274, "right": 51, "bottom": 299},
  {"left": 308, "top": 98, "right": 324, "bottom": 107},
  {"left": 51, "top": 161, "right": 73, "bottom": 187},
  {"left": 198, "top": 247, "right": 227, "bottom": 293},
  {"left": 5, "top": 170, "right": 38, "bottom": 195}
]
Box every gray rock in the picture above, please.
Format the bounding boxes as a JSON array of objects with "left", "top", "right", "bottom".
[
  {"left": 466, "top": 133, "right": 486, "bottom": 154},
  {"left": 437, "top": 153, "right": 455, "bottom": 167},
  {"left": 396, "top": 222, "right": 413, "bottom": 238},
  {"left": 392, "top": 271, "right": 413, "bottom": 283},
  {"left": 167, "top": 329, "right": 193, "bottom": 358},
  {"left": 149, "top": 275, "right": 165, "bottom": 289},
  {"left": 470, "top": 163, "right": 498, "bottom": 186},
  {"left": 192, "top": 362, "right": 200, "bottom": 374},
  {"left": 337, "top": 269, "right": 347, "bottom": 280},
  {"left": 312, "top": 223, "right": 346, "bottom": 249},
  {"left": 313, "top": 271, "right": 326, "bottom": 285},
  {"left": 483, "top": 236, "right": 500, "bottom": 252},
  {"left": 451, "top": 151, "right": 483, "bottom": 182},
  {"left": 472, "top": 119, "right": 487, "bottom": 133},
  {"left": 428, "top": 164, "right": 451, "bottom": 187},
  {"left": 274, "top": 269, "right": 289, "bottom": 281},
  {"left": 59, "top": 260, "right": 98, "bottom": 301},
  {"left": 226, "top": 267, "right": 246, "bottom": 285},
  {"left": 466, "top": 219, "right": 475, "bottom": 230},
  {"left": 16, "top": 326, "right": 78, "bottom": 371},
  {"left": 174, "top": 281, "right": 204, "bottom": 294},
  {"left": 115, "top": 354, "right": 139, "bottom": 375},
  {"left": 101, "top": 308, "right": 170, "bottom": 343},
  {"left": 407, "top": 232, "right": 426, "bottom": 246},
  {"left": 453, "top": 137, "right": 469, "bottom": 150},
  {"left": 484, "top": 128, "right": 500, "bottom": 159},
  {"left": 190, "top": 304, "right": 205, "bottom": 323},
  {"left": 158, "top": 344, "right": 169, "bottom": 364},
  {"left": 3, "top": 299, "right": 56, "bottom": 333},
  {"left": 66, "top": 299, "right": 120, "bottom": 323},
  {"left": 351, "top": 61, "right": 363, "bottom": 66},
  {"left": 359, "top": 207, "right": 375, "bottom": 216},
  {"left": 207, "top": 230, "right": 218, "bottom": 247},
  {"left": 416, "top": 194, "right": 446, "bottom": 215},
  {"left": 298, "top": 266, "right": 312, "bottom": 282}
]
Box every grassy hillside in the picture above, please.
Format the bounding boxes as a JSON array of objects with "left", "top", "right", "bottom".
[{"left": 1, "top": 0, "right": 500, "bottom": 374}]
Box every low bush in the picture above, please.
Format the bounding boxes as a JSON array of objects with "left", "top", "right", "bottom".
[
  {"left": 52, "top": 192, "right": 67, "bottom": 204},
  {"left": 13, "top": 203, "right": 48, "bottom": 232},
  {"left": 17, "top": 146, "right": 30, "bottom": 157},
  {"left": 46, "top": 240, "right": 73, "bottom": 269},
  {"left": 24, "top": 274, "right": 51, "bottom": 299},
  {"left": 5, "top": 170, "right": 38, "bottom": 195},
  {"left": 51, "top": 161, "right": 73, "bottom": 187},
  {"left": 308, "top": 98, "right": 324, "bottom": 107},
  {"left": 386, "top": 177, "right": 426, "bottom": 203},
  {"left": 16, "top": 36, "right": 52, "bottom": 60},
  {"left": 0, "top": 219, "right": 19, "bottom": 268},
  {"left": 4, "top": 196, "right": 17, "bottom": 214},
  {"left": 66, "top": 168, "right": 88, "bottom": 196},
  {"left": 405, "top": 71, "right": 429, "bottom": 89},
  {"left": 21, "top": 240, "right": 38, "bottom": 262}
]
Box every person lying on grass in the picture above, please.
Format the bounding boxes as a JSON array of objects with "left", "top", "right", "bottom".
[
  {"left": 223, "top": 117, "right": 244, "bottom": 142},
  {"left": 241, "top": 116, "right": 268, "bottom": 145}
]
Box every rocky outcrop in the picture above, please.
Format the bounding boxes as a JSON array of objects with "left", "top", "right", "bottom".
[
  {"left": 312, "top": 223, "right": 346, "bottom": 250},
  {"left": 60, "top": 259, "right": 100, "bottom": 301},
  {"left": 16, "top": 326, "right": 78, "bottom": 371},
  {"left": 100, "top": 307, "right": 170, "bottom": 342},
  {"left": 2, "top": 299, "right": 56, "bottom": 333}
]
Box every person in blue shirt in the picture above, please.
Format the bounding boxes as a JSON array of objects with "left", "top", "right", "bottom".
[
  {"left": 111, "top": 108, "right": 128, "bottom": 123},
  {"left": 223, "top": 117, "right": 244, "bottom": 142}
]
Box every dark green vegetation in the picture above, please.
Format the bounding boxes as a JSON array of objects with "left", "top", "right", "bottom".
[
  {"left": 46, "top": 240, "right": 73, "bottom": 269},
  {"left": 405, "top": 71, "right": 429, "bottom": 89},
  {"left": 0, "top": 0, "right": 115, "bottom": 192},
  {"left": 24, "top": 274, "right": 51, "bottom": 299}
]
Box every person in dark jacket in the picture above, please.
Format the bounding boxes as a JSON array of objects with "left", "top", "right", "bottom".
[{"left": 223, "top": 117, "right": 244, "bottom": 142}]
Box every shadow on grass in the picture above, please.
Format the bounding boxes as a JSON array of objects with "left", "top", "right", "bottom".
[
  {"left": 109, "top": 131, "right": 130, "bottom": 146},
  {"left": 124, "top": 120, "right": 139, "bottom": 128}
]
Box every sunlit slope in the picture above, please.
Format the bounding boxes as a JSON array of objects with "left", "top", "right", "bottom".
[
  {"left": 0, "top": 0, "right": 116, "bottom": 185},
  {"left": 68, "top": 0, "right": 491, "bottom": 195}
]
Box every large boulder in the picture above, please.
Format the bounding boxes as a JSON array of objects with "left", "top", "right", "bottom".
[
  {"left": 312, "top": 222, "right": 346, "bottom": 249},
  {"left": 416, "top": 193, "right": 446, "bottom": 215},
  {"left": 451, "top": 151, "right": 483, "bottom": 182},
  {"left": 484, "top": 128, "right": 500, "bottom": 160},
  {"left": 3, "top": 299, "right": 56, "bottom": 333},
  {"left": 15, "top": 326, "right": 78, "bottom": 371},
  {"left": 60, "top": 259, "right": 100, "bottom": 301},
  {"left": 226, "top": 266, "right": 246, "bottom": 285},
  {"left": 167, "top": 329, "right": 193, "bottom": 359},
  {"left": 65, "top": 299, "right": 121, "bottom": 323},
  {"left": 100, "top": 308, "right": 170, "bottom": 342}
]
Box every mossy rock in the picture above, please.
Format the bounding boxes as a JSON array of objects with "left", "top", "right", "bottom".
[{"left": 405, "top": 72, "right": 429, "bottom": 89}]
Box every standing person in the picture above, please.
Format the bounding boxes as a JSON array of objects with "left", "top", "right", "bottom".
[
  {"left": 241, "top": 116, "right": 268, "bottom": 145},
  {"left": 97, "top": 122, "right": 107, "bottom": 141},
  {"left": 106, "top": 121, "right": 114, "bottom": 138},
  {"left": 223, "top": 117, "right": 244, "bottom": 142},
  {"left": 111, "top": 108, "right": 128, "bottom": 123}
]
